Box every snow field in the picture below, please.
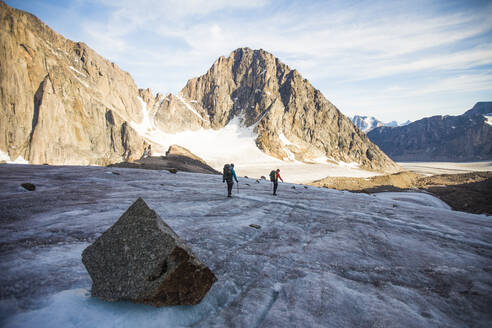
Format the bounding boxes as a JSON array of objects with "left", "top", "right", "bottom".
[
  {"left": 0, "top": 164, "right": 491, "bottom": 327},
  {"left": 131, "top": 97, "right": 380, "bottom": 183}
]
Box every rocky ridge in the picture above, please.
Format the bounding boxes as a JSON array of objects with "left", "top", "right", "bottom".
[{"left": 367, "top": 102, "right": 492, "bottom": 161}]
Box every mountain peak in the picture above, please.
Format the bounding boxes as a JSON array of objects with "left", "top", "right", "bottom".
[{"left": 177, "top": 49, "right": 399, "bottom": 172}]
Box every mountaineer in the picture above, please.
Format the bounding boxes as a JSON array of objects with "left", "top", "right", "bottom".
[
  {"left": 269, "top": 168, "right": 283, "bottom": 195},
  {"left": 223, "top": 163, "right": 238, "bottom": 197}
]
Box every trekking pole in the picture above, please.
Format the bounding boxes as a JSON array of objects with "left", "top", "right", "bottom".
[{"left": 237, "top": 181, "right": 239, "bottom": 194}]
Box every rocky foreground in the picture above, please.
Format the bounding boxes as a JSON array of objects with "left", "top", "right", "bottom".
[{"left": 0, "top": 164, "right": 491, "bottom": 327}]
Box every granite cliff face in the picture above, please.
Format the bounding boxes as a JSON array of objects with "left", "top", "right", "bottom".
[
  {"left": 367, "top": 102, "right": 492, "bottom": 161},
  {"left": 172, "top": 48, "right": 399, "bottom": 172},
  {"left": 0, "top": 1, "right": 148, "bottom": 165}
]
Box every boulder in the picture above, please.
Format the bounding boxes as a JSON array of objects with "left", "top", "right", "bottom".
[{"left": 82, "top": 197, "right": 216, "bottom": 306}]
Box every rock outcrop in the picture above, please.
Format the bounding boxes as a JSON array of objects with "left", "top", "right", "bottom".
[
  {"left": 82, "top": 197, "right": 216, "bottom": 306},
  {"left": 166, "top": 144, "right": 206, "bottom": 163},
  {"left": 367, "top": 102, "right": 492, "bottom": 161},
  {"left": 171, "top": 48, "right": 400, "bottom": 172},
  {"left": 0, "top": 1, "right": 148, "bottom": 165}
]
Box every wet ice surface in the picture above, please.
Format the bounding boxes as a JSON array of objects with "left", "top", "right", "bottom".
[{"left": 0, "top": 164, "right": 491, "bottom": 328}]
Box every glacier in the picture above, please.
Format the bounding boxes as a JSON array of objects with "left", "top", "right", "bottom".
[{"left": 0, "top": 164, "right": 491, "bottom": 327}]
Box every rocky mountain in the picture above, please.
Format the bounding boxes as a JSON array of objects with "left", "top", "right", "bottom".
[
  {"left": 0, "top": 1, "right": 148, "bottom": 165},
  {"left": 0, "top": 1, "right": 399, "bottom": 172},
  {"left": 463, "top": 101, "right": 492, "bottom": 117},
  {"left": 172, "top": 48, "right": 399, "bottom": 172},
  {"left": 351, "top": 115, "right": 410, "bottom": 133},
  {"left": 367, "top": 102, "right": 492, "bottom": 161}
]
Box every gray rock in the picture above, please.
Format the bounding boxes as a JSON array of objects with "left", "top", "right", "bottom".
[{"left": 82, "top": 197, "right": 216, "bottom": 306}]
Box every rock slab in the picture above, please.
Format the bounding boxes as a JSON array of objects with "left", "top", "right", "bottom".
[{"left": 82, "top": 197, "right": 216, "bottom": 306}]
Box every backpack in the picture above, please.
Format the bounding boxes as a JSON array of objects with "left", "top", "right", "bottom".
[
  {"left": 223, "top": 164, "right": 233, "bottom": 180},
  {"left": 269, "top": 170, "right": 276, "bottom": 182}
]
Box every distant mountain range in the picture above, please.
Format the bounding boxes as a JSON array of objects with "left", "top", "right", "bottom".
[
  {"left": 351, "top": 115, "right": 411, "bottom": 133},
  {"left": 0, "top": 1, "right": 399, "bottom": 172},
  {"left": 367, "top": 102, "right": 492, "bottom": 161}
]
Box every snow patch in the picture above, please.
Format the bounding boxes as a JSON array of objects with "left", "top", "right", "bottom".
[
  {"left": 69, "top": 66, "right": 87, "bottom": 78},
  {"left": 0, "top": 150, "right": 29, "bottom": 164},
  {"left": 311, "top": 156, "right": 329, "bottom": 164},
  {"left": 337, "top": 161, "right": 359, "bottom": 169},
  {"left": 72, "top": 74, "right": 89, "bottom": 88},
  {"left": 484, "top": 114, "right": 492, "bottom": 126},
  {"left": 278, "top": 133, "right": 293, "bottom": 146},
  {"left": 176, "top": 94, "right": 205, "bottom": 121},
  {"left": 131, "top": 97, "right": 157, "bottom": 136}
]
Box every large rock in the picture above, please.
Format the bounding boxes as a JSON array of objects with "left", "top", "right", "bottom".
[{"left": 82, "top": 197, "right": 216, "bottom": 306}]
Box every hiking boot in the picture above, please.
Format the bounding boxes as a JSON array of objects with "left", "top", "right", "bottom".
[{"left": 227, "top": 194, "right": 232, "bottom": 198}]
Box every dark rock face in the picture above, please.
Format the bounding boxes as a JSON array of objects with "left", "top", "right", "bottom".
[
  {"left": 368, "top": 102, "right": 492, "bottom": 161},
  {"left": 82, "top": 197, "right": 216, "bottom": 306},
  {"left": 463, "top": 102, "right": 492, "bottom": 116}
]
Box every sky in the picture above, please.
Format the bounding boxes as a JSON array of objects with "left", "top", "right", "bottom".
[{"left": 5, "top": 0, "right": 492, "bottom": 123}]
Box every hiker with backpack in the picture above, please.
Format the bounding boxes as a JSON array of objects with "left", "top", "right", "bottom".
[
  {"left": 223, "top": 163, "right": 238, "bottom": 198},
  {"left": 269, "top": 169, "right": 283, "bottom": 195}
]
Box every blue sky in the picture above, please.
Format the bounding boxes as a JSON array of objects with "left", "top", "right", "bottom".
[{"left": 5, "top": 0, "right": 492, "bottom": 122}]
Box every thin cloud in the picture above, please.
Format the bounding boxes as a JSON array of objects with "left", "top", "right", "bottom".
[{"left": 7, "top": 0, "right": 491, "bottom": 122}]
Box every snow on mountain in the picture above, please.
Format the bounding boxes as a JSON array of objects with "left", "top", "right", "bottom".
[
  {"left": 130, "top": 99, "right": 377, "bottom": 183},
  {"left": 484, "top": 114, "right": 492, "bottom": 126},
  {"left": 352, "top": 116, "right": 412, "bottom": 133},
  {"left": 351, "top": 115, "right": 384, "bottom": 133},
  {"left": 1, "top": 164, "right": 491, "bottom": 327}
]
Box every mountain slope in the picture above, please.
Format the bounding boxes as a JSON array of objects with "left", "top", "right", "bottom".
[
  {"left": 1, "top": 2, "right": 398, "bottom": 172},
  {"left": 367, "top": 102, "right": 492, "bottom": 161},
  {"left": 0, "top": 1, "right": 148, "bottom": 165},
  {"left": 173, "top": 48, "right": 399, "bottom": 172}
]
